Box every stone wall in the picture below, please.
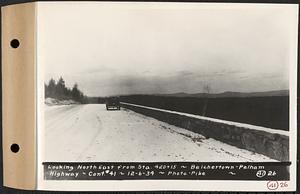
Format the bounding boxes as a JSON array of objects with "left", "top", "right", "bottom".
[{"left": 121, "top": 102, "right": 289, "bottom": 161}]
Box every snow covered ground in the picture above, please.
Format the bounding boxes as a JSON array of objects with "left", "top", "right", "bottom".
[
  {"left": 44, "top": 104, "right": 275, "bottom": 162},
  {"left": 45, "top": 97, "right": 79, "bottom": 106}
]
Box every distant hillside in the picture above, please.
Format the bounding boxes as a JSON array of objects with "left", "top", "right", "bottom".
[{"left": 157, "top": 90, "right": 289, "bottom": 98}]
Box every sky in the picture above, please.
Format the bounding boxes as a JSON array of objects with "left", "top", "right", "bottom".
[{"left": 37, "top": 2, "right": 298, "bottom": 97}]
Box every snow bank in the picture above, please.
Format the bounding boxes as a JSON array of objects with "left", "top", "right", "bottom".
[{"left": 45, "top": 97, "right": 79, "bottom": 106}]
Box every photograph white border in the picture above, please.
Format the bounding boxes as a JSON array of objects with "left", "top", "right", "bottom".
[{"left": 36, "top": 2, "right": 298, "bottom": 191}]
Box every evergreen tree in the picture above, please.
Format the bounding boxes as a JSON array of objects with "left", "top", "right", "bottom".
[
  {"left": 71, "top": 83, "right": 81, "bottom": 102},
  {"left": 46, "top": 78, "right": 56, "bottom": 98},
  {"left": 45, "top": 77, "right": 87, "bottom": 104},
  {"left": 56, "top": 77, "right": 66, "bottom": 100}
]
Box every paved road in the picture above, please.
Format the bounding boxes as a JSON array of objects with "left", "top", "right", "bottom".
[{"left": 44, "top": 104, "right": 274, "bottom": 162}]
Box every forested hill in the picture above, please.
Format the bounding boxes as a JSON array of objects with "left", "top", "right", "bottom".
[
  {"left": 156, "top": 90, "right": 288, "bottom": 98},
  {"left": 45, "top": 77, "right": 87, "bottom": 103}
]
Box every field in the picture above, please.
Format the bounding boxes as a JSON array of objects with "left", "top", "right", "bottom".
[{"left": 120, "top": 95, "right": 289, "bottom": 131}]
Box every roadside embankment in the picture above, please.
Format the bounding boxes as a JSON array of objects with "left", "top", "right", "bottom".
[
  {"left": 121, "top": 102, "right": 289, "bottom": 161},
  {"left": 45, "top": 97, "right": 79, "bottom": 106}
]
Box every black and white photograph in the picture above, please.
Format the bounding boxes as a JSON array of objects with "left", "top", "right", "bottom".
[{"left": 36, "top": 2, "right": 298, "bottom": 191}]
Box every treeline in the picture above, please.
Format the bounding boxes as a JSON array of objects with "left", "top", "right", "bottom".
[{"left": 45, "top": 77, "right": 87, "bottom": 103}]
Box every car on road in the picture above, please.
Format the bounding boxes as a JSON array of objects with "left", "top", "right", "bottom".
[{"left": 106, "top": 97, "right": 121, "bottom": 110}]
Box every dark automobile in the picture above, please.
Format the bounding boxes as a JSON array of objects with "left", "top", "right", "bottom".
[{"left": 106, "top": 97, "right": 121, "bottom": 110}]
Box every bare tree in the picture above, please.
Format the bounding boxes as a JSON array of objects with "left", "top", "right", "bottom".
[{"left": 202, "top": 84, "right": 211, "bottom": 116}]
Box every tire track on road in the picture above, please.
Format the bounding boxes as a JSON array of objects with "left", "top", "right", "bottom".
[{"left": 76, "top": 114, "right": 103, "bottom": 161}]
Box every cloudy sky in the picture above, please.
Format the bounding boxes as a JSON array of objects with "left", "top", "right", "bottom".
[{"left": 37, "top": 2, "right": 298, "bottom": 97}]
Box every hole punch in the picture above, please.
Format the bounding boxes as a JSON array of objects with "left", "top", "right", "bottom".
[
  {"left": 10, "top": 143, "right": 20, "bottom": 153},
  {"left": 10, "top": 39, "right": 20, "bottom": 48}
]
